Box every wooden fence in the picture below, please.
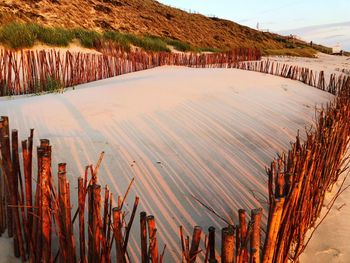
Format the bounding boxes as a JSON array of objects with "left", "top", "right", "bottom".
[
  {"left": 232, "top": 60, "right": 350, "bottom": 96},
  {"left": 0, "top": 48, "right": 261, "bottom": 96},
  {"left": 0, "top": 59, "right": 350, "bottom": 262}
]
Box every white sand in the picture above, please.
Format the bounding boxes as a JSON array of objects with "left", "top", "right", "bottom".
[
  {"left": 299, "top": 170, "right": 350, "bottom": 263},
  {"left": 0, "top": 235, "right": 19, "bottom": 263},
  {"left": 0, "top": 65, "right": 333, "bottom": 261},
  {"left": 263, "top": 53, "right": 350, "bottom": 79}
]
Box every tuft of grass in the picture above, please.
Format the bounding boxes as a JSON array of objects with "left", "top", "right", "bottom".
[
  {"left": 103, "top": 32, "right": 170, "bottom": 52},
  {"left": 72, "top": 28, "right": 101, "bottom": 48},
  {"left": 29, "top": 24, "right": 74, "bottom": 46},
  {"left": 46, "top": 75, "right": 65, "bottom": 93},
  {"left": 0, "top": 22, "right": 36, "bottom": 49},
  {"left": 103, "top": 31, "right": 131, "bottom": 50},
  {"left": 137, "top": 36, "right": 170, "bottom": 52},
  {"left": 195, "top": 47, "right": 222, "bottom": 53},
  {"left": 164, "top": 38, "right": 193, "bottom": 52},
  {"left": 263, "top": 47, "right": 317, "bottom": 58}
]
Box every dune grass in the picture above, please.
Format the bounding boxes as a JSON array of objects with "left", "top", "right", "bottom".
[
  {"left": 28, "top": 24, "right": 75, "bottom": 47},
  {"left": 263, "top": 47, "right": 317, "bottom": 58},
  {"left": 164, "top": 38, "right": 193, "bottom": 52},
  {"left": 0, "top": 22, "right": 336, "bottom": 57},
  {"left": 0, "top": 22, "right": 36, "bottom": 49},
  {"left": 0, "top": 22, "right": 188, "bottom": 52},
  {"left": 72, "top": 28, "right": 101, "bottom": 48}
]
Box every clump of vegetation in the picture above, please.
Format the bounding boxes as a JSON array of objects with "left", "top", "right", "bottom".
[
  {"left": 136, "top": 36, "right": 170, "bottom": 52},
  {"left": 29, "top": 24, "right": 75, "bottom": 47},
  {"left": 164, "top": 38, "right": 193, "bottom": 52},
  {"left": 0, "top": 22, "right": 333, "bottom": 57},
  {"left": 102, "top": 31, "right": 131, "bottom": 50},
  {"left": 195, "top": 47, "right": 222, "bottom": 53},
  {"left": 72, "top": 28, "right": 101, "bottom": 48},
  {"left": 0, "top": 22, "right": 36, "bottom": 49},
  {"left": 46, "top": 75, "right": 65, "bottom": 93},
  {"left": 263, "top": 47, "right": 317, "bottom": 58},
  {"left": 103, "top": 32, "right": 170, "bottom": 52}
]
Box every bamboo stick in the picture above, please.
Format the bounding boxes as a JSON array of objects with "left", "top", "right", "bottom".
[
  {"left": 147, "top": 215, "right": 159, "bottom": 263},
  {"left": 113, "top": 207, "right": 125, "bottom": 263},
  {"left": 250, "top": 209, "right": 262, "bottom": 263},
  {"left": 221, "top": 226, "right": 235, "bottom": 263},
  {"left": 208, "top": 226, "right": 217, "bottom": 263},
  {"left": 262, "top": 198, "right": 285, "bottom": 263},
  {"left": 140, "top": 211, "right": 148, "bottom": 263},
  {"left": 189, "top": 226, "right": 202, "bottom": 263},
  {"left": 78, "top": 177, "right": 86, "bottom": 263}
]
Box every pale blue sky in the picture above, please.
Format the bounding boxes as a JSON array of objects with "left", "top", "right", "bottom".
[{"left": 157, "top": 0, "right": 350, "bottom": 31}]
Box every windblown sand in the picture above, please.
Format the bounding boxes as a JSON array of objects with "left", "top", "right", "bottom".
[{"left": 0, "top": 65, "right": 333, "bottom": 261}]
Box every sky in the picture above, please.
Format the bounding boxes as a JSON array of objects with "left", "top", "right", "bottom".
[{"left": 157, "top": 0, "right": 350, "bottom": 49}]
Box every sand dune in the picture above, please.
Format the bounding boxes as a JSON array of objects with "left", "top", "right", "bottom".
[
  {"left": 263, "top": 53, "right": 350, "bottom": 78},
  {"left": 0, "top": 66, "right": 333, "bottom": 261}
]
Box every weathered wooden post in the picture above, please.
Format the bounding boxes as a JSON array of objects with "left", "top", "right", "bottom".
[
  {"left": 147, "top": 215, "right": 159, "bottom": 263},
  {"left": 113, "top": 207, "right": 125, "bottom": 263},
  {"left": 262, "top": 198, "right": 285, "bottom": 263},
  {"left": 221, "top": 226, "right": 235, "bottom": 263},
  {"left": 189, "top": 226, "right": 202, "bottom": 263},
  {"left": 208, "top": 226, "right": 217, "bottom": 263},
  {"left": 140, "top": 211, "right": 148, "bottom": 263},
  {"left": 250, "top": 209, "right": 262, "bottom": 263}
]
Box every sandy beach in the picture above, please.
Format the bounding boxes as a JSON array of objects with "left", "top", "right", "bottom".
[{"left": 0, "top": 64, "right": 333, "bottom": 261}]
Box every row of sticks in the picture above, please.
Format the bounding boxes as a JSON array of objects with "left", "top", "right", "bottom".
[
  {"left": 0, "top": 47, "right": 261, "bottom": 96},
  {"left": 0, "top": 56, "right": 350, "bottom": 262},
  {"left": 263, "top": 97, "right": 350, "bottom": 262},
  {"left": 240, "top": 60, "right": 350, "bottom": 262},
  {"left": 1, "top": 86, "right": 350, "bottom": 263},
  {"left": 0, "top": 116, "right": 264, "bottom": 262},
  {"left": 235, "top": 60, "right": 350, "bottom": 96},
  {"left": 97, "top": 42, "right": 261, "bottom": 68}
]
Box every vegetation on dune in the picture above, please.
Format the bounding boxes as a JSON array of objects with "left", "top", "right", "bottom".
[
  {"left": 0, "top": 22, "right": 187, "bottom": 52},
  {"left": 0, "top": 0, "right": 346, "bottom": 57},
  {"left": 29, "top": 24, "right": 75, "bottom": 47},
  {"left": 263, "top": 48, "right": 317, "bottom": 58},
  {"left": 72, "top": 28, "right": 101, "bottom": 49},
  {"left": 164, "top": 38, "right": 193, "bottom": 52},
  {"left": 0, "top": 22, "right": 342, "bottom": 57},
  {"left": 0, "top": 22, "right": 36, "bottom": 49},
  {"left": 102, "top": 31, "right": 131, "bottom": 50},
  {"left": 195, "top": 47, "right": 223, "bottom": 53}
]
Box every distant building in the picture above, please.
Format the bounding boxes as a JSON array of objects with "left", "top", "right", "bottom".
[{"left": 332, "top": 44, "right": 342, "bottom": 55}]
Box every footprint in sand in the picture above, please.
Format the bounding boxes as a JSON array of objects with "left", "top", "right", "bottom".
[{"left": 316, "top": 247, "right": 343, "bottom": 258}]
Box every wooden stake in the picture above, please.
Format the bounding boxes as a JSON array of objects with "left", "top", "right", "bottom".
[
  {"left": 147, "top": 215, "right": 159, "bottom": 263},
  {"left": 140, "top": 212, "right": 148, "bottom": 263},
  {"left": 221, "top": 226, "right": 235, "bottom": 263}
]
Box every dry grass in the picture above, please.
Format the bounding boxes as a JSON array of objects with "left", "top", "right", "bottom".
[{"left": 0, "top": 0, "right": 333, "bottom": 56}]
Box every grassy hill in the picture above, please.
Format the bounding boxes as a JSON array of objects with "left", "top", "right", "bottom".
[{"left": 0, "top": 0, "right": 333, "bottom": 56}]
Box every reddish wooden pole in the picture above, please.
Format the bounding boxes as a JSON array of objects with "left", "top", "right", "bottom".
[
  {"left": 221, "top": 226, "right": 235, "bottom": 263},
  {"left": 189, "top": 226, "right": 202, "bottom": 263},
  {"left": 147, "top": 215, "right": 159, "bottom": 263},
  {"left": 208, "top": 226, "right": 217, "bottom": 263},
  {"left": 113, "top": 207, "right": 125, "bottom": 263},
  {"left": 250, "top": 209, "right": 262, "bottom": 263},
  {"left": 140, "top": 211, "right": 148, "bottom": 263}
]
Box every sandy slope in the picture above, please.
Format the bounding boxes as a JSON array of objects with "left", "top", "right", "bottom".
[
  {"left": 300, "top": 170, "right": 350, "bottom": 263},
  {"left": 0, "top": 66, "right": 332, "bottom": 261},
  {"left": 262, "top": 54, "right": 350, "bottom": 263}
]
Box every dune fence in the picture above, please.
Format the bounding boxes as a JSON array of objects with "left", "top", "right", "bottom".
[
  {"left": 0, "top": 48, "right": 261, "bottom": 96},
  {"left": 233, "top": 60, "right": 350, "bottom": 96},
  {"left": 0, "top": 57, "right": 350, "bottom": 263}
]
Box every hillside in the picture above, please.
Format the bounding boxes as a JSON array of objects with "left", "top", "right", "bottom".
[{"left": 0, "top": 0, "right": 330, "bottom": 55}]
